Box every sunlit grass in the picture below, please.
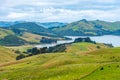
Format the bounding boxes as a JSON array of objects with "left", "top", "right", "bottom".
[{"left": 0, "top": 43, "right": 120, "bottom": 80}]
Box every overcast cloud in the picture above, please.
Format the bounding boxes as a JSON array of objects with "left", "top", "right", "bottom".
[{"left": 0, "top": 0, "right": 120, "bottom": 22}]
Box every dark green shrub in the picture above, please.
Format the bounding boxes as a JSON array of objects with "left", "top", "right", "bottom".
[
  {"left": 16, "top": 54, "right": 26, "bottom": 60},
  {"left": 100, "top": 67, "right": 104, "bottom": 70}
]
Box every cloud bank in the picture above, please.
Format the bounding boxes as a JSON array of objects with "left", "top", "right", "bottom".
[{"left": 0, "top": 0, "right": 120, "bottom": 22}]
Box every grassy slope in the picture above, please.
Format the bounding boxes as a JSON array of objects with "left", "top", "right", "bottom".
[
  {"left": 0, "top": 28, "right": 64, "bottom": 46},
  {"left": 19, "top": 32, "right": 61, "bottom": 43},
  {"left": 52, "top": 20, "right": 120, "bottom": 36},
  {"left": 6, "top": 45, "right": 33, "bottom": 52},
  {"left": 0, "top": 28, "right": 50, "bottom": 45},
  {"left": 20, "top": 32, "right": 43, "bottom": 43},
  {"left": 0, "top": 28, "right": 14, "bottom": 39},
  {"left": 0, "top": 43, "right": 119, "bottom": 80},
  {"left": 0, "top": 46, "right": 17, "bottom": 63},
  {"left": 66, "top": 42, "right": 108, "bottom": 54}
]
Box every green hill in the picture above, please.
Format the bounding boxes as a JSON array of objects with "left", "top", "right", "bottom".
[
  {"left": 66, "top": 42, "right": 109, "bottom": 53},
  {"left": 0, "top": 27, "right": 65, "bottom": 46},
  {"left": 0, "top": 28, "right": 29, "bottom": 46},
  {"left": 0, "top": 28, "right": 14, "bottom": 39},
  {"left": 37, "top": 22, "right": 67, "bottom": 28},
  {"left": 0, "top": 42, "right": 119, "bottom": 80},
  {"left": 0, "top": 22, "right": 66, "bottom": 46},
  {"left": 9, "top": 22, "right": 59, "bottom": 37},
  {"left": 0, "top": 46, "right": 17, "bottom": 63},
  {"left": 0, "top": 35, "right": 28, "bottom": 46},
  {"left": 51, "top": 19, "right": 120, "bottom": 36}
]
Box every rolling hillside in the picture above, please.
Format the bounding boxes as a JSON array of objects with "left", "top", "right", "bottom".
[
  {"left": 9, "top": 22, "right": 49, "bottom": 33},
  {"left": 0, "top": 28, "right": 14, "bottom": 39},
  {"left": 0, "top": 21, "right": 26, "bottom": 27},
  {"left": 66, "top": 42, "right": 109, "bottom": 53},
  {"left": 51, "top": 19, "right": 120, "bottom": 36},
  {"left": 0, "top": 27, "right": 65, "bottom": 46},
  {"left": 0, "top": 21, "right": 67, "bottom": 28},
  {"left": 1, "top": 20, "right": 120, "bottom": 36},
  {"left": 20, "top": 32, "right": 43, "bottom": 43},
  {"left": 0, "top": 42, "right": 119, "bottom": 80},
  {"left": 0, "top": 46, "right": 17, "bottom": 63},
  {"left": 0, "top": 35, "right": 28, "bottom": 46},
  {"left": 0, "top": 28, "right": 29, "bottom": 46},
  {"left": 37, "top": 22, "right": 67, "bottom": 28},
  {"left": 9, "top": 22, "right": 58, "bottom": 37}
]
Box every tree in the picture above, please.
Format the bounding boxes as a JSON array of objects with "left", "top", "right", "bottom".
[
  {"left": 39, "top": 47, "right": 48, "bottom": 53},
  {"left": 40, "top": 37, "right": 57, "bottom": 44},
  {"left": 31, "top": 47, "right": 39, "bottom": 55},
  {"left": 84, "top": 37, "right": 92, "bottom": 42},
  {"left": 16, "top": 54, "right": 26, "bottom": 60},
  {"left": 15, "top": 50, "right": 21, "bottom": 54},
  {"left": 96, "top": 46, "right": 101, "bottom": 49},
  {"left": 100, "top": 67, "right": 104, "bottom": 70}
]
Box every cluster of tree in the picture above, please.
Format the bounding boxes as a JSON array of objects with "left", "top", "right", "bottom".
[
  {"left": 16, "top": 54, "right": 26, "bottom": 60},
  {"left": 28, "top": 43, "right": 68, "bottom": 55},
  {"left": 16, "top": 37, "right": 113, "bottom": 60},
  {"left": 74, "top": 37, "right": 96, "bottom": 43},
  {"left": 74, "top": 37, "right": 113, "bottom": 47},
  {"left": 16, "top": 43, "right": 70, "bottom": 60},
  {"left": 104, "top": 43, "right": 113, "bottom": 48},
  {"left": 40, "top": 37, "right": 57, "bottom": 44}
]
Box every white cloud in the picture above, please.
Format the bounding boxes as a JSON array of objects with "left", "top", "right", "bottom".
[
  {"left": 0, "top": 0, "right": 120, "bottom": 22},
  {"left": 20, "top": 8, "right": 120, "bottom": 22},
  {"left": 2, "top": 8, "right": 120, "bottom": 22},
  {"left": 96, "top": 0, "right": 117, "bottom": 3},
  {"left": 7, "top": 12, "right": 29, "bottom": 19}
]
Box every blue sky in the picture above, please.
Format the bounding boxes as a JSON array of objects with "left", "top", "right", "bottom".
[{"left": 0, "top": 0, "right": 120, "bottom": 22}]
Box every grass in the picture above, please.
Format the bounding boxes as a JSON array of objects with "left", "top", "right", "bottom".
[
  {"left": 19, "top": 32, "right": 63, "bottom": 43},
  {"left": 0, "top": 46, "right": 17, "bottom": 63},
  {"left": 0, "top": 43, "right": 120, "bottom": 80},
  {"left": 0, "top": 28, "right": 14, "bottom": 39},
  {"left": 20, "top": 32, "right": 43, "bottom": 43},
  {"left": 81, "top": 63, "right": 120, "bottom": 80},
  {"left": 66, "top": 42, "right": 109, "bottom": 54},
  {"left": 6, "top": 45, "right": 33, "bottom": 52}
]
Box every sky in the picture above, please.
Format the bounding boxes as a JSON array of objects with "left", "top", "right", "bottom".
[{"left": 0, "top": 0, "right": 120, "bottom": 22}]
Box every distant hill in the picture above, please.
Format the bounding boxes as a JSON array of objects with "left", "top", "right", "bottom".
[
  {"left": 37, "top": 22, "right": 67, "bottom": 28},
  {"left": 9, "top": 22, "right": 50, "bottom": 33},
  {"left": 0, "top": 28, "right": 14, "bottom": 39},
  {"left": 0, "top": 21, "right": 14, "bottom": 27},
  {"left": 0, "top": 28, "right": 64, "bottom": 46},
  {"left": 8, "top": 22, "right": 64, "bottom": 37},
  {"left": 0, "top": 22, "right": 66, "bottom": 46},
  {"left": 0, "top": 28, "right": 30, "bottom": 46},
  {"left": 0, "top": 21, "right": 26, "bottom": 27},
  {"left": 0, "top": 35, "right": 28, "bottom": 46},
  {"left": 51, "top": 19, "right": 120, "bottom": 36},
  {"left": 0, "top": 21, "right": 67, "bottom": 29}
]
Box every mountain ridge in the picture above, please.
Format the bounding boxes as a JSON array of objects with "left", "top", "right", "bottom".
[{"left": 51, "top": 19, "right": 120, "bottom": 36}]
